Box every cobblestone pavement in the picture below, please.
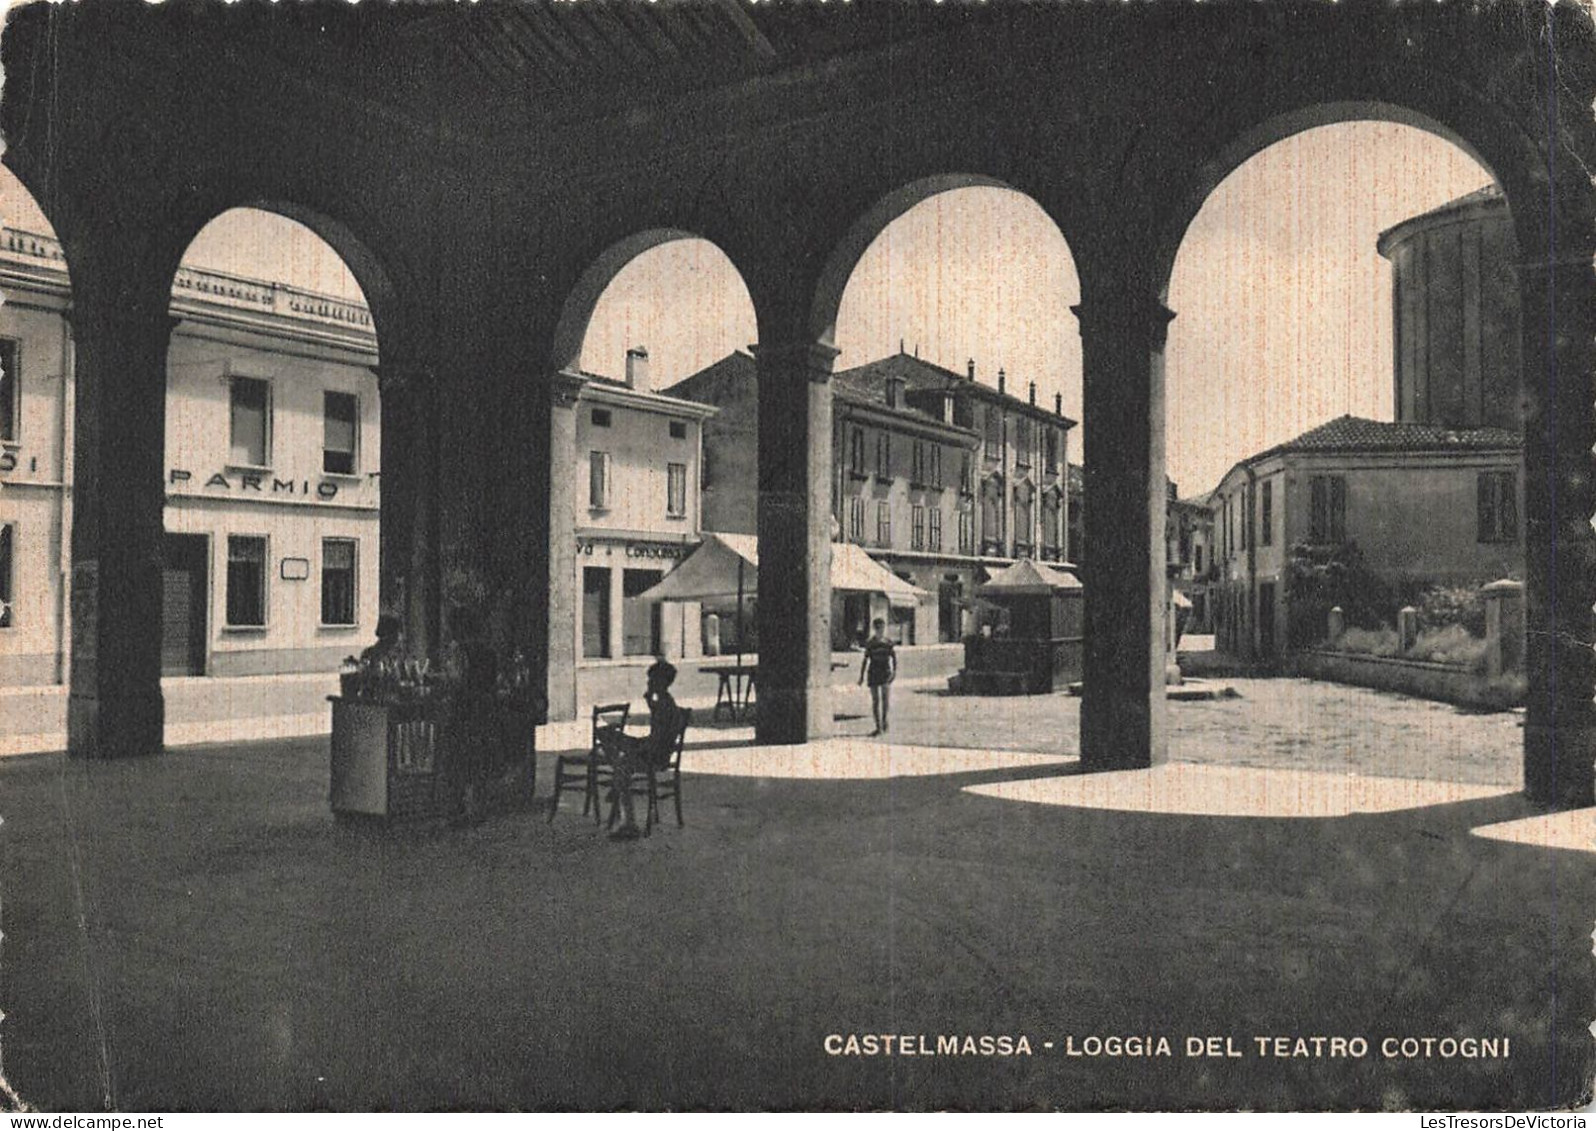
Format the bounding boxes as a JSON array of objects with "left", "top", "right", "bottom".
[
  {"left": 834, "top": 676, "right": 1523, "bottom": 787},
  {"left": 0, "top": 677, "right": 1581, "bottom": 1113}
]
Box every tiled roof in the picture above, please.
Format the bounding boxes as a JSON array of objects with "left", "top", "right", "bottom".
[
  {"left": 1377, "top": 184, "right": 1504, "bottom": 253},
  {"left": 1254, "top": 414, "right": 1521, "bottom": 460},
  {"left": 575, "top": 367, "right": 718, "bottom": 414},
  {"left": 1392, "top": 184, "right": 1502, "bottom": 225},
  {"left": 834, "top": 351, "right": 964, "bottom": 396},
  {"left": 835, "top": 349, "right": 1076, "bottom": 426},
  {"left": 657, "top": 351, "right": 756, "bottom": 403}
]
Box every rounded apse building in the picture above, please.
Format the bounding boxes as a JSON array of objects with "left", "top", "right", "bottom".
[{"left": 1376, "top": 185, "right": 1521, "bottom": 432}]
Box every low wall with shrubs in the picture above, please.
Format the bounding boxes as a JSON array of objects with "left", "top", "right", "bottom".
[{"left": 1287, "top": 649, "right": 1524, "bottom": 711}]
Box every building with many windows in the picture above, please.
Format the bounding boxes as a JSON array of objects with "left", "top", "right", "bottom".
[
  {"left": 667, "top": 348, "right": 1076, "bottom": 647},
  {"left": 1168, "top": 486, "right": 1216, "bottom": 635},
  {"left": 546, "top": 347, "right": 716, "bottom": 720},
  {"left": 0, "top": 226, "right": 381, "bottom": 691}
]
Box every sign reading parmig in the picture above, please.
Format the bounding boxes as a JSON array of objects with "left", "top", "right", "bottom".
[{"left": 169, "top": 468, "right": 345, "bottom": 500}]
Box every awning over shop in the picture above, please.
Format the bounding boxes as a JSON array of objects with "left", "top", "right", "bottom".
[
  {"left": 832, "top": 543, "right": 925, "bottom": 607},
  {"left": 975, "top": 557, "right": 1082, "bottom": 597},
  {"left": 637, "top": 533, "right": 928, "bottom": 607},
  {"left": 635, "top": 532, "right": 758, "bottom": 603}
]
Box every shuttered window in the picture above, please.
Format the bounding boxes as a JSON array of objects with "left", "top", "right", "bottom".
[
  {"left": 1477, "top": 471, "right": 1517, "bottom": 543},
  {"left": 226, "top": 536, "right": 267, "bottom": 627},
  {"left": 321, "top": 539, "right": 357, "bottom": 626},
  {"left": 1309, "top": 475, "right": 1346, "bottom": 544}
]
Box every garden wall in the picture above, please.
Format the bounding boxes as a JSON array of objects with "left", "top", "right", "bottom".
[{"left": 1287, "top": 650, "right": 1520, "bottom": 711}]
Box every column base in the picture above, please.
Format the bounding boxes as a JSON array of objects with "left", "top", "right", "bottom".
[
  {"left": 754, "top": 683, "right": 833, "bottom": 745},
  {"left": 1079, "top": 690, "right": 1168, "bottom": 772},
  {"left": 67, "top": 692, "right": 164, "bottom": 759},
  {"left": 1523, "top": 721, "right": 1596, "bottom": 809},
  {"left": 544, "top": 677, "right": 579, "bottom": 724}
]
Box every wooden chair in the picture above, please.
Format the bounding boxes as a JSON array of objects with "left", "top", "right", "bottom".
[
  {"left": 548, "top": 702, "right": 628, "bottom": 823},
  {"left": 606, "top": 707, "right": 692, "bottom": 836}
]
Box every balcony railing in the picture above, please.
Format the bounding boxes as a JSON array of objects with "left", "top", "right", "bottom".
[{"left": 2, "top": 226, "right": 375, "bottom": 336}]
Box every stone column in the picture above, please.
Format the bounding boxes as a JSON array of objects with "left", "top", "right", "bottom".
[
  {"left": 1397, "top": 607, "right": 1419, "bottom": 654},
  {"left": 754, "top": 340, "right": 838, "bottom": 743},
  {"left": 376, "top": 364, "right": 441, "bottom": 660},
  {"left": 65, "top": 291, "right": 175, "bottom": 758},
  {"left": 1327, "top": 606, "right": 1345, "bottom": 643},
  {"left": 608, "top": 551, "right": 626, "bottom": 659},
  {"left": 376, "top": 363, "right": 440, "bottom": 657},
  {"left": 1481, "top": 579, "right": 1524, "bottom": 680},
  {"left": 544, "top": 372, "right": 584, "bottom": 721},
  {"left": 1073, "top": 291, "right": 1173, "bottom": 772},
  {"left": 1518, "top": 256, "right": 1596, "bottom": 807}
]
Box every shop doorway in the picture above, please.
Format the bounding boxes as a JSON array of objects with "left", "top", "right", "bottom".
[
  {"left": 1257, "top": 581, "right": 1276, "bottom": 659},
  {"left": 622, "top": 568, "right": 664, "bottom": 656},
  {"left": 582, "top": 566, "right": 610, "bottom": 658},
  {"left": 938, "top": 575, "right": 963, "bottom": 642},
  {"left": 161, "top": 533, "right": 208, "bottom": 676}
]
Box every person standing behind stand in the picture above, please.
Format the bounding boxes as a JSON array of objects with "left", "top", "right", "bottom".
[
  {"left": 859, "top": 618, "right": 897, "bottom": 737},
  {"left": 360, "top": 613, "right": 405, "bottom": 666}
]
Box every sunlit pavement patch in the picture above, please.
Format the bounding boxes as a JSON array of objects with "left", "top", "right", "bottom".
[
  {"left": 683, "top": 738, "right": 1072, "bottom": 779},
  {"left": 963, "top": 762, "right": 1513, "bottom": 818},
  {"left": 1470, "top": 808, "right": 1596, "bottom": 853}
]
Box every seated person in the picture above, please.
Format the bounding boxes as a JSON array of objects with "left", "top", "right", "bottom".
[{"left": 599, "top": 658, "right": 684, "bottom": 841}]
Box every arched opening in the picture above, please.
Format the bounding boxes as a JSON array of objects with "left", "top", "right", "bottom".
[
  {"left": 160, "top": 206, "right": 386, "bottom": 745},
  {"left": 0, "top": 164, "right": 73, "bottom": 753},
  {"left": 651, "top": 177, "right": 1084, "bottom": 761},
  {"left": 829, "top": 179, "right": 1079, "bottom": 686},
  {"left": 542, "top": 231, "right": 756, "bottom": 723},
  {"left": 828, "top": 179, "right": 1082, "bottom": 637},
  {"left": 1164, "top": 119, "right": 1525, "bottom": 794}
]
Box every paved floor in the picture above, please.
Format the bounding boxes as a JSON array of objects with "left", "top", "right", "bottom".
[
  {"left": 849, "top": 676, "right": 1525, "bottom": 786},
  {"left": 1, "top": 680, "right": 1590, "bottom": 1112}
]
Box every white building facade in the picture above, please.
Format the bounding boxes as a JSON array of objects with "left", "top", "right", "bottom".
[
  {"left": 0, "top": 227, "right": 381, "bottom": 691},
  {"left": 546, "top": 347, "right": 715, "bottom": 720}
]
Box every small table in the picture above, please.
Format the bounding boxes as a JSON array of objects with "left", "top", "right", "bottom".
[{"left": 703, "top": 664, "right": 757, "bottom": 722}]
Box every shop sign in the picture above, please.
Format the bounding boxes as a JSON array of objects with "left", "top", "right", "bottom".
[
  {"left": 575, "top": 538, "right": 690, "bottom": 559},
  {"left": 169, "top": 468, "right": 342, "bottom": 500}
]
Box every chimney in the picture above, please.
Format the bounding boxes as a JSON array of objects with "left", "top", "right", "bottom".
[
  {"left": 966, "top": 359, "right": 976, "bottom": 382},
  {"left": 624, "top": 346, "right": 650, "bottom": 389},
  {"left": 1054, "top": 392, "right": 1063, "bottom": 416},
  {"left": 1028, "top": 381, "right": 1037, "bottom": 406},
  {"left": 997, "top": 368, "right": 1006, "bottom": 396}
]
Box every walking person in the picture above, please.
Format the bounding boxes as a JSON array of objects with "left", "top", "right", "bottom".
[{"left": 858, "top": 618, "right": 897, "bottom": 737}]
